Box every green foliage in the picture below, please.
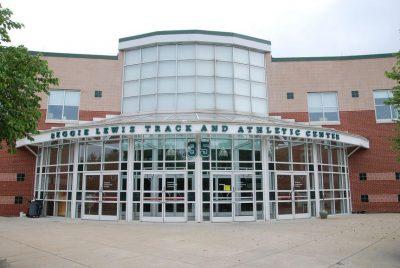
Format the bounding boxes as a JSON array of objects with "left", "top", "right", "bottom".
[
  {"left": 0, "top": 6, "right": 58, "bottom": 153},
  {"left": 385, "top": 52, "right": 400, "bottom": 159}
]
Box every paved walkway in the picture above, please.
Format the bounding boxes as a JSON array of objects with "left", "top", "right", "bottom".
[{"left": 0, "top": 214, "right": 399, "bottom": 267}]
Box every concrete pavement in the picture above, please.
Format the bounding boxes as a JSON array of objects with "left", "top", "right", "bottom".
[{"left": 0, "top": 214, "right": 399, "bottom": 267}]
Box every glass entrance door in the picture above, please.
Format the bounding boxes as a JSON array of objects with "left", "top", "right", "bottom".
[
  {"left": 276, "top": 173, "right": 310, "bottom": 220},
  {"left": 210, "top": 172, "right": 255, "bottom": 222},
  {"left": 82, "top": 172, "right": 119, "bottom": 220},
  {"left": 141, "top": 172, "right": 187, "bottom": 222}
]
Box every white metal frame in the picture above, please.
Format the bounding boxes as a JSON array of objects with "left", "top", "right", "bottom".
[
  {"left": 82, "top": 171, "right": 120, "bottom": 221},
  {"left": 140, "top": 171, "right": 188, "bottom": 222},
  {"left": 210, "top": 171, "right": 256, "bottom": 222},
  {"left": 275, "top": 171, "right": 310, "bottom": 220}
]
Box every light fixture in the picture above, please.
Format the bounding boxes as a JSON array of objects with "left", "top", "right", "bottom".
[
  {"left": 166, "top": 148, "right": 175, "bottom": 157},
  {"left": 218, "top": 148, "right": 228, "bottom": 158}
]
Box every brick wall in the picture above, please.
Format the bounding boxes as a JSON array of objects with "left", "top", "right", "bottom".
[
  {"left": 0, "top": 109, "right": 121, "bottom": 216},
  {"left": 272, "top": 110, "right": 400, "bottom": 213}
]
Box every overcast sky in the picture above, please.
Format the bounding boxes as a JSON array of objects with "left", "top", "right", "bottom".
[{"left": 2, "top": 0, "right": 400, "bottom": 57}]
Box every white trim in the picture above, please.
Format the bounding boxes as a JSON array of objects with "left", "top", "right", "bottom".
[{"left": 119, "top": 33, "right": 271, "bottom": 52}]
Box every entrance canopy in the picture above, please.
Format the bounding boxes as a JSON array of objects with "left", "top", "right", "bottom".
[{"left": 16, "top": 113, "right": 369, "bottom": 149}]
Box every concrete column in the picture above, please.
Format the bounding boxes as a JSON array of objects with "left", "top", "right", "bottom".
[
  {"left": 71, "top": 142, "right": 79, "bottom": 219},
  {"left": 126, "top": 137, "right": 134, "bottom": 221},
  {"left": 312, "top": 142, "right": 321, "bottom": 215},
  {"left": 261, "top": 137, "right": 270, "bottom": 220},
  {"left": 195, "top": 134, "right": 203, "bottom": 222}
]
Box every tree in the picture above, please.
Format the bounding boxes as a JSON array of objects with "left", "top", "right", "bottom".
[
  {"left": 385, "top": 51, "right": 400, "bottom": 159},
  {"left": 0, "top": 5, "right": 58, "bottom": 152}
]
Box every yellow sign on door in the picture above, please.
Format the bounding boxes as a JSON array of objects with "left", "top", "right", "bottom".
[{"left": 224, "top": 185, "right": 231, "bottom": 191}]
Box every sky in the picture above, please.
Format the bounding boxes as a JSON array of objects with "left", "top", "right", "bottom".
[{"left": 2, "top": 0, "right": 400, "bottom": 57}]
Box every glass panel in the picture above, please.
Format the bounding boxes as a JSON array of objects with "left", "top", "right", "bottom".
[
  {"left": 124, "top": 80, "right": 140, "bottom": 97},
  {"left": 215, "top": 46, "right": 232, "bottom": 61},
  {"left": 178, "top": 60, "right": 195, "bottom": 76},
  {"left": 104, "top": 141, "right": 119, "bottom": 162},
  {"left": 158, "top": 77, "right": 176, "bottom": 93},
  {"left": 275, "top": 141, "right": 289, "bottom": 162},
  {"left": 294, "top": 175, "right": 307, "bottom": 191},
  {"left": 123, "top": 97, "right": 139, "bottom": 114},
  {"left": 178, "top": 77, "right": 195, "bottom": 93},
  {"left": 85, "top": 202, "right": 99, "bottom": 215},
  {"left": 197, "top": 45, "right": 214, "bottom": 60},
  {"left": 124, "top": 65, "right": 140, "bottom": 81},
  {"left": 158, "top": 61, "right": 176, "bottom": 77},
  {"left": 235, "top": 95, "right": 251, "bottom": 113},
  {"left": 141, "top": 78, "right": 156, "bottom": 95},
  {"left": 197, "top": 93, "right": 215, "bottom": 110},
  {"left": 63, "top": 106, "right": 79, "bottom": 120},
  {"left": 177, "top": 44, "right": 195, "bottom": 59},
  {"left": 323, "top": 92, "right": 338, "bottom": 107},
  {"left": 376, "top": 105, "right": 392, "bottom": 120},
  {"left": 159, "top": 45, "right": 176, "bottom": 60},
  {"left": 216, "top": 94, "right": 233, "bottom": 110},
  {"left": 309, "top": 107, "right": 324, "bottom": 121},
  {"left": 47, "top": 105, "right": 63, "bottom": 120},
  {"left": 48, "top": 90, "right": 64, "bottom": 105},
  {"left": 374, "top": 90, "right": 389, "bottom": 105},
  {"left": 216, "top": 78, "right": 233, "bottom": 94},
  {"left": 141, "top": 62, "right": 157, "bottom": 79},
  {"left": 308, "top": 93, "right": 322, "bottom": 108},
  {"left": 140, "top": 95, "right": 156, "bottom": 112},
  {"left": 234, "top": 79, "right": 250, "bottom": 96},
  {"left": 278, "top": 202, "right": 292, "bottom": 215},
  {"left": 234, "top": 63, "right": 249, "bottom": 80},
  {"left": 250, "top": 66, "right": 265, "bottom": 82},
  {"left": 102, "top": 203, "right": 117, "bottom": 216},
  {"left": 216, "top": 62, "right": 233, "bottom": 77},
  {"left": 197, "top": 60, "right": 214, "bottom": 76},
  {"left": 252, "top": 98, "right": 267, "bottom": 114},
  {"left": 197, "top": 77, "right": 214, "bottom": 93},
  {"left": 125, "top": 49, "right": 140, "bottom": 65},
  {"left": 249, "top": 51, "right": 264, "bottom": 67},
  {"left": 103, "top": 174, "right": 118, "bottom": 191},
  {"left": 158, "top": 94, "right": 176, "bottom": 111},
  {"left": 324, "top": 107, "right": 339, "bottom": 121},
  {"left": 64, "top": 91, "right": 80, "bottom": 106},
  {"left": 234, "top": 47, "right": 249, "bottom": 64},
  {"left": 86, "top": 142, "right": 102, "bottom": 162},
  {"left": 85, "top": 175, "right": 100, "bottom": 191},
  {"left": 251, "top": 82, "right": 266, "bottom": 98},
  {"left": 141, "top": 46, "right": 157, "bottom": 62},
  {"left": 177, "top": 94, "right": 195, "bottom": 110}
]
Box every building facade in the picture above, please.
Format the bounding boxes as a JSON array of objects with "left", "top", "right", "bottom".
[{"left": 1, "top": 30, "right": 399, "bottom": 222}]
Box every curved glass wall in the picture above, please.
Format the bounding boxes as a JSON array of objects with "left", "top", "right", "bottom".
[
  {"left": 34, "top": 135, "right": 350, "bottom": 221},
  {"left": 123, "top": 44, "right": 267, "bottom": 115}
]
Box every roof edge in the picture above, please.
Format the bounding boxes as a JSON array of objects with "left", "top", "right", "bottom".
[
  {"left": 119, "top": 30, "right": 271, "bottom": 45},
  {"left": 271, "top": 52, "right": 397, "bottom": 62},
  {"left": 29, "top": 51, "right": 118, "bottom": 60}
]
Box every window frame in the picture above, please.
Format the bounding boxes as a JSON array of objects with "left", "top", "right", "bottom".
[
  {"left": 307, "top": 92, "right": 340, "bottom": 125},
  {"left": 46, "top": 89, "right": 81, "bottom": 122},
  {"left": 373, "top": 89, "right": 398, "bottom": 123}
]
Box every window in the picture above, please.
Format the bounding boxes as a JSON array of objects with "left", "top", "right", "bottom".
[
  {"left": 361, "top": 195, "right": 369, "bottom": 202},
  {"left": 359, "top": 173, "right": 367, "bottom": 181},
  {"left": 94, "top": 90, "right": 102, "bottom": 98},
  {"left": 16, "top": 173, "right": 25, "bottom": 182},
  {"left": 307, "top": 92, "right": 339, "bottom": 122},
  {"left": 351, "top": 90, "right": 359, "bottom": 98},
  {"left": 398, "top": 195, "right": 400, "bottom": 202},
  {"left": 396, "top": 172, "right": 400, "bottom": 180},
  {"left": 287, "top": 92, "right": 294, "bottom": 99},
  {"left": 47, "top": 90, "right": 80, "bottom": 121},
  {"left": 15, "top": 196, "right": 23, "bottom": 204},
  {"left": 374, "top": 90, "right": 398, "bottom": 121}
]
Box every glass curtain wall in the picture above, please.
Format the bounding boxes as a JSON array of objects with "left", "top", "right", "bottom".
[
  {"left": 34, "top": 134, "right": 350, "bottom": 221},
  {"left": 123, "top": 44, "right": 267, "bottom": 115}
]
